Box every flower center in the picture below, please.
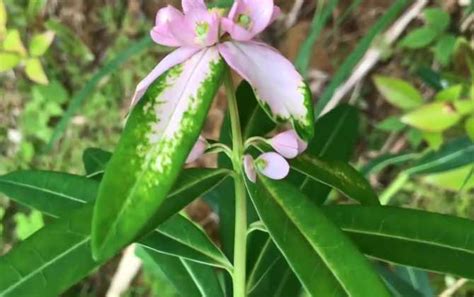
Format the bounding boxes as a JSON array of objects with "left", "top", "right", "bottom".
[
  {"left": 237, "top": 14, "right": 252, "bottom": 30},
  {"left": 195, "top": 21, "right": 210, "bottom": 39},
  {"left": 255, "top": 158, "right": 267, "bottom": 171}
]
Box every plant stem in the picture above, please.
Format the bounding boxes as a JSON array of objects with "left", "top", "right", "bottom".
[
  {"left": 224, "top": 68, "right": 247, "bottom": 297},
  {"left": 380, "top": 172, "right": 409, "bottom": 205}
]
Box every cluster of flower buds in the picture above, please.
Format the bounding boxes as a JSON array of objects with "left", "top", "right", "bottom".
[
  {"left": 243, "top": 130, "right": 307, "bottom": 183},
  {"left": 186, "top": 130, "right": 308, "bottom": 183}
]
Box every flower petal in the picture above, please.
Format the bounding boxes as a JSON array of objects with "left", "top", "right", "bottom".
[
  {"left": 218, "top": 41, "right": 315, "bottom": 140},
  {"left": 186, "top": 136, "right": 208, "bottom": 163},
  {"left": 182, "top": 0, "right": 207, "bottom": 13},
  {"left": 256, "top": 152, "right": 290, "bottom": 180},
  {"left": 223, "top": 0, "right": 275, "bottom": 41},
  {"left": 151, "top": 5, "right": 184, "bottom": 47},
  {"left": 168, "top": 9, "right": 220, "bottom": 47},
  {"left": 244, "top": 155, "right": 257, "bottom": 183},
  {"left": 270, "top": 130, "right": 299, "bottom": 159},
  {"left": 130, "top": 47, "right": 201, "bottom": 107}
]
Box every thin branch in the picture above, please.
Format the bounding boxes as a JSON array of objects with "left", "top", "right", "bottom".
[{"left": 106, "top": 245, "right": 142, "bottom": 297}]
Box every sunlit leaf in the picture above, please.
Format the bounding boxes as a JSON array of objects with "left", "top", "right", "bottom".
[
  {"left": 91, "top": 48, "right": 225, "bottom": 260},
  {"left": 3, "top": 29, "right": 27, "bottom": 56},
  {"left": 423, "top": 166, "right": 474, "bottom": 191},
  {"left": 0, "top": 0, "right": 6, "bottom": 38},
  {"left": 401, "top": 102, "right": 461, "bottom": 132},
  {"left": 373, "top": 76, "right": 423, "bottom": 109},
  {"left": 29, "top": 31, "right": 55, "bottom": 57},
  {"left": 0, "top": 52, "right": 20, "bottom": 72},
  {"left": 422, "top": 132, "right": 443, "bottom": 151},
  {"left": 466, "top": 116, "right": 474, "bottom": 141},
  {"left": 25, "top": 58, "right": 49, "bottom": 85},
  {"left": 434, "top": 84, "right": 462, "bottom": 102}
]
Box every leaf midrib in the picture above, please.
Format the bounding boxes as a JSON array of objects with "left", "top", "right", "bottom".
[
  {"left": 341, "top": 227, "right": 474, "bottom": 255},
  {"left": 0, "top": 179, "right": 88, "bottom": 205}
]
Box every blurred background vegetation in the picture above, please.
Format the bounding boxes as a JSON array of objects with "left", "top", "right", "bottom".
[{"left": 0, "top": 0, "right": 473, "bottom": 296}]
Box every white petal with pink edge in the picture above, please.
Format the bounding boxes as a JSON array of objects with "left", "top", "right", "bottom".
[
  {"left": 186, "top": 136, "right": 208, "bottom": 163},
  {"left": 130, "top": 47, "right": 201, "bottom": 107},
  {"left": 151, "top": 5, "right": 184, "bottom": 47},
  {"left": 218, "top": 41, "right": 314, "bottom": 140},
  {"left": 223, "top": 0, "right": 276, "bottom": 41},
  {"left": 256, "top": 152, "right": 290, "bottom": 180}
]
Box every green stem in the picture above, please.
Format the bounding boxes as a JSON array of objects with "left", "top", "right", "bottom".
[
  {"left": 380, "top": 173, "right": 410, "bottom": 205},
  {"left": 224, "top": 68, "right": 247, "bottom": 297}
]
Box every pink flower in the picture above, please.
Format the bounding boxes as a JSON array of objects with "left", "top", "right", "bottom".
[
  {"left": 269, "top": 129, "right": 308, "bottom": 159},
  {"left": 185, "top": 136, "right": 208, "bottom": 163},
  {"left": 244, "top": 153, "right": 290, "bottom": 183},
  {"left": 131, "top": 0, "right": 314, "bottom": 141}
]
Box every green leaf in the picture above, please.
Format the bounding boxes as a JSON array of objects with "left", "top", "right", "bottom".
[
  {"left": 434, "top": 34, "right": 456, "bottom": 66},
  {"left": 0, "top": 171, "right": 98, "bottom": 217},
  {"left": 0, "top": 206, "right": 99, "bottom": 297},
  {"left": 422, "top": 132, "right": 443, "bottom": 151},
  {"left": 82, "top": 148, "right": 112, "bottom": 178},
  {"left": 466, "top": 116, "right": 474, "bottom": 141},
  {"left": 423, "top": 8, "right": 450, "bottom": 33},
  {"left": 361, "top": 152, "right": 417, "bottom": 176},
  {"left": 136, "top": 248, "right": 225, "bottom": 297},
  {"left": 402, "top": 102, "right": 462, "bottom": 132},
  {"left": 0, "top": 52, "right": 20, "bottom": 72},
  {"left": 394, "top": 267, "right": 434, "bottom": 297},
  {"left": 407, "top": 137, "right": 474, "bottom": 175},
  {"left": 139, "top": 214, "right": 232, "bottom": 271},
  {"left": 324, "top": 205, "right": 474, "bottom": 279},
  {"left": 423, "top": 165, "right": 474, "bottom": 191},
  {"left": 3, "top": 29, "right": 27, "bottom": 56},
  {"left": 0, "top": 0, "right": 6, "bottom": 38},
  {"left": 435, "top": 84, "right": 462, "bottom": 102},
  {"left": 373, "top": 76, "right": 423, "bottom": 109},
  {"left": 290, "top": 104, "right": 359, "bottom": 204},
  {"left": 25, "top": 58, "right": 49, "bottom": 85},
  {"left": 376, "top": 116, "right": 406, "bottom": 132},
  {"left": 400, "top": 27, "right": 438, "bottom": 49},
  {"left": 28, "top": 31, "right": 55, "bottom": 57},
  {"left": 246, "top": 177, "right": 391, "bottom": 296},
  {"left": 315, "top": 0, "right": 408, "bottom": 115},
  {"left": 0, "top": 168, "right": 230, "bottom": 297},
  {"left": 91, "top": 48, "right": 225, "bottom": 260},
  {"left": 291, "top": 154, "right": 380, "bottom": 205}
]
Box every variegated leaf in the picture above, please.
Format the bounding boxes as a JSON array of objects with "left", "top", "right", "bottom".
[{"left": 92, "top": 47, "right": 225, "bottom": 259}]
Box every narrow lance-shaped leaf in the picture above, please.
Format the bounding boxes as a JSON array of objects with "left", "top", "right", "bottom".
[
  {"left": 291, "top": 154, "right": 380, "bottom": 205},
  {"left": 246, "top": 176, "right": 391, "bottom": 296},
  {"left": 323, "top": 206, "right": 474, "bottom": 279},
  {"left": 140, "top": 214, "right": 232, "bottom": 271},
  {"left": 136, "top": 248, "right": 225, "bottom": 297},
  {"left": 0, "top": 171, "right": 98, "bottom": 217},
  {"left": 92, "top": 47, "right": 225, "bottom": 259},
  {"left": 289, "top": 104, "right": 359, "bottom": 205},
  {"left": 0, "top": 168, "right": 230, "bottom": 297},
  {"left": 82, "top": 148, "right": 112, "bottom": 178}
]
